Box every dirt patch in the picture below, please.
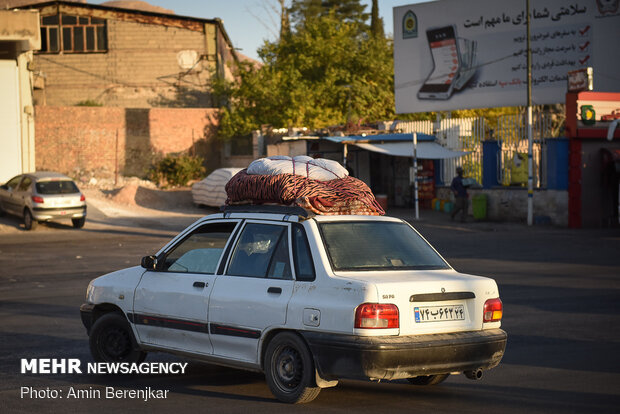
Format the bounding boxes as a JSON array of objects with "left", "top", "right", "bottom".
[{"left": 92, "top": 184, "right": 206, "bottom": 215}]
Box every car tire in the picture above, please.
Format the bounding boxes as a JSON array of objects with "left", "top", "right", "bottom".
[
  {"left": 72, "top": 217, "right": 86, "bottom": 229},
  {"left": 264, "top": 332, "right": 321, "bottom": 404},
  {"left": 89, "top": 312, "right": 147, "bottom": 363},
  {"left": 407, "top": 374, "right": 450, "bottom": 386},
  {"left": 23, "top": 209, "right": 37, "bottom": 230}
]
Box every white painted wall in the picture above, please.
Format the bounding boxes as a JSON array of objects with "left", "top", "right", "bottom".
[{"left": 0, "top": 59, "right": 22, "bottom": 183}]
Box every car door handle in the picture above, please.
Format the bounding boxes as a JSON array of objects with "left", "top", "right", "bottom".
[
  {"left": 193, "top": 281, "right": 206, "bottom": 288},
  {"left": 267, "top": 287, "right": 282, "bottom": 294}
]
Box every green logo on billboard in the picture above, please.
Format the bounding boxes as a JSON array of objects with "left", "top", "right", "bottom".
[{"left": 403, "top": 10, "right": 418, "bottom": 39}]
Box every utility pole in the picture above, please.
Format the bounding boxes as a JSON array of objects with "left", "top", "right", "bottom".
[
  {"left": 412, "top": 132, "right": 419, "bottom": 220},
  {"left": 525, "top": 0, "right": 534, "bottom": 226},
  {"left": 526, "top": 0, "right": 534, "bottom": 226}
]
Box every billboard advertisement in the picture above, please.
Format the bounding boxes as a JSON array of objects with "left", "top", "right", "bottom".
[{"left": 393, "top": 0, "right": 620, "bottom": 113}]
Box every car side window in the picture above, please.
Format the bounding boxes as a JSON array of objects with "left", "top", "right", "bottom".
[
  {"left": 18, "top": 177, "right": 32, "bottom": 192},
  {"left": 292, "top": 224, "right": 315, "bottom": 281},
  {"left": 162, "top": 222, "right": 237, "bottom": 274},
  {"left": 6, "top": 176, "right": 22, "bottom": 190},
  {"left": 227, "top": 223, "right": 291, "bottom": 279}
]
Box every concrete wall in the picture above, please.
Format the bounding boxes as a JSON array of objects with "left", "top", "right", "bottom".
[
  {"left": 34, "top": 106, "right": 219, "bottom": 179},
  {"left": 437, "top": 186, "right": 569, "bottom": 226}
]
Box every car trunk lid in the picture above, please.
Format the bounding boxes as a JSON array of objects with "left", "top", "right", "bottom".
[{"left": 335, "top": 269, "right": 499, "bottom": 335}]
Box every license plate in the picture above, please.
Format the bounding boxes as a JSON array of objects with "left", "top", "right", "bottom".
[
  {"left": 414, "top": 305, "right": 465, "bottom": 323},
  {"left": 59, "top": 210, "right": 67, "bottom": 215}
]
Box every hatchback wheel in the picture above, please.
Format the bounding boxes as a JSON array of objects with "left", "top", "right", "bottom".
[
  {"left": 23, "top": 209, "right": 37, "bottom": 230},
  {"left": 407, "top": 374, "right": 450, "bottom": 386},
  {"left": 72, "top": 217, "right": 86, "bottom": 229},
  {"left": 89, "top": 313, "right": 146, "bottom": 363},
  {"left": 264, "top": 332, "right": 321, "bottom": 404}
]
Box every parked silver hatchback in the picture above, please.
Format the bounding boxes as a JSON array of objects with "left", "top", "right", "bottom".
[{"left": 0, "top": 171, "right": 86, "bottom": 230}]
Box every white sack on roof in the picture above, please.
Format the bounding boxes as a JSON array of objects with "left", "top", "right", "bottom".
[
  {"left": 247, "top": 155, "right": 348, "bottom": 181},
  {"left": 353, "top": 142, "right": 469, "bottom": 159},
  {"left": 192, "top": 168, "right": 243, "bottom": 207}
]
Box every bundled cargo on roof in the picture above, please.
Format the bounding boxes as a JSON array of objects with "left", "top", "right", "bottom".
[{"left": 225, "top": 156, "right": 385, "bottom": 216}]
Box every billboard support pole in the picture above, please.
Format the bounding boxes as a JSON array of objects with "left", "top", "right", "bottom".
[
  {"left": 526, "top": 0, "right": 534, "bottom": 226},
  {"left": 413, "top": 132, "right": 419, "bottom": 220}
]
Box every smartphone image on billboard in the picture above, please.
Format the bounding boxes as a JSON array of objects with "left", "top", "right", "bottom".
[{"left": 418, "top": 25, "right": 461, "bottom": 100}]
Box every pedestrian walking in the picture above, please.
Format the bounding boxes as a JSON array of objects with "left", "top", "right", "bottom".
[{"left": 451, "top": 166, "right": 468, "bottom": 222}]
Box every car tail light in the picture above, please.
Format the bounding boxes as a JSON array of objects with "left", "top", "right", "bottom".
[
  {"left": 483, "top": 298, "right": 503, "bottom": 322},
  {"left": 355, "top": 303, "right": 399, "bottom": 329},
  {"left": 80, "top": 194, "right": 86, "bottom": 202},
  {"left": 31, "top": 196, "right": 44, "bottom": 204}
]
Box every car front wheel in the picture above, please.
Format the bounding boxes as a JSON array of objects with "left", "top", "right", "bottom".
[
  {"left": 23, "top": 209, "right": 37, "bottom": 230},
  {"left": 264, "top": 332, "right": 321, "bottom": 404},
  {"left": 89, "top": 313, "right": 146, "bottom": 363},
  {"left": 407, "top": 374, "right": 450, "bottom": 385}
]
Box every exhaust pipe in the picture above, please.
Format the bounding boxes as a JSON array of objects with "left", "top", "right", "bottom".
[{"left": 464, "top": 369, "right": 483, "bottom": 380}]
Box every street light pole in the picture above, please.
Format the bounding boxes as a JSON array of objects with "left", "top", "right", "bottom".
[{"left": 526, "top": 0, "right": 534, "bottom": 226}]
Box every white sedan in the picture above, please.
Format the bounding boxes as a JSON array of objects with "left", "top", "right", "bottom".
[{"left": 80, "top": 205, "right": 506, "bottom": 403}]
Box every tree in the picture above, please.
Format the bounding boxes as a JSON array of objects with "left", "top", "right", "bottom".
[
  {"left": 370, "top": 0, "right": 384, "bottom": 39},
  {"left": 289, "top": 0, "right": 369, "bottom": 31},
  {"left": 214, "top": 12, "right": 393, "bottom": 138}
]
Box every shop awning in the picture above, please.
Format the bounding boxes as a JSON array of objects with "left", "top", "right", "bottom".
[
  {"left": 352, "top": 141, "right": 469, "bottom": 159},
  {"left": 323, "top": 132, "right": 468, "bottom": 159}
]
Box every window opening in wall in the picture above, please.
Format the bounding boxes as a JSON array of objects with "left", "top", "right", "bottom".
[{"left": 39, "top": 13, "right": 107, "bottom": 53}]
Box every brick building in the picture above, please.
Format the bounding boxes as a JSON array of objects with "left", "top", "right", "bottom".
[{"left": 17, "top": 0, "right": 239, "bottom": 108}]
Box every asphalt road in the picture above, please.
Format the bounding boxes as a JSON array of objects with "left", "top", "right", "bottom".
[{"left": 1, "top": 210, "right": 619, "bottom": 413}]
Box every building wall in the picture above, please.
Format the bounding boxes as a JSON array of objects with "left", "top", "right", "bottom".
[
  {"left": 32, "top": 9, "right": 222, "bottom": 107},
  {"left": 34, "top": 106, "right": 219, "bottom": 179},
  {"left": 436, "top": 187, "right": 569, "bottom": 226}
]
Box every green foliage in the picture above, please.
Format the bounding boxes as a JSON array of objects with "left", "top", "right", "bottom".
[
  {"left": 75, "top": 99, "right": 103, "bottom": 107},
  {"left": 149, "top": 154, "right": 205, "bottom": 187},
  {"left": 215, "top": 11, "right": 394, "bottom": 138},
  {"left": 370, "top": 0, "right": 384, "bottom": 39},
  {"left": 289, "top": 0, "right": 369, "bottom": 31}
]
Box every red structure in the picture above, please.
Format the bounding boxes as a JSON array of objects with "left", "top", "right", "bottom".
[{"left": 566, "top": 92, "right": 620, "bottom": 228}]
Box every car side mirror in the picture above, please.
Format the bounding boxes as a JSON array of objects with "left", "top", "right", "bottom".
[{"left": 141, "top": 255, "right": 158, "bottom": 270}]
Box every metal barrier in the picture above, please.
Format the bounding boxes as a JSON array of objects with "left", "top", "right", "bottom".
[{"left": 398, "top": 113, "right": 556, "bottom": 189}]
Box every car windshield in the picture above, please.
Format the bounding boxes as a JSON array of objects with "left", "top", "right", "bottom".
[
  {"left": 319, "top": 221, "right": 449, "bottom": 271},
  {"left": 35, "top": 180, "right": 79, "bottom": 195}
]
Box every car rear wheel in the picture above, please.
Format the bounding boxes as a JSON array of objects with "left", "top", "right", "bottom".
[
  {"left": 89, "top": 313, "right": 146, "bottom": 363},
  {"left": 72, "top": 217, "right": 85, "bottom": 229},
  {"left": 407, "top": 374, "right": 450, "bottom": 386},
  {"left": 264, "top": 332, "right": 321, "bottom": 404},
  {"left": 23, "top": 209, "right": 37, "bottom": 230}
]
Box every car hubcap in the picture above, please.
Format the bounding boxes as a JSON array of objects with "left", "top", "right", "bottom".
[
  {"left": 275, "top": 347, "right": 302, "bottom": 390},
  {"left": 101, "top": 327, "right": 131, "bottom": 359}
]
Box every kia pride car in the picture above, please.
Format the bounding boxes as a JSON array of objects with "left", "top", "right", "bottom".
[
  {"left": 80, "top": 205, "right": 506, "bottom": 404},
  {"left": 0, "top": 172, "right": 86, "bottom": 230}
]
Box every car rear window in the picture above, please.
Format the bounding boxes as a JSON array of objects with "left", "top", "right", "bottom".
[
  {"left": 35, "top": 180, "right": 79, "bottom": 195},
  {"left": 319, "top": 221, "right": 449, "bottom": 271}
]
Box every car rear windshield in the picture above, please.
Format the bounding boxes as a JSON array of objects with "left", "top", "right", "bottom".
[
  {"left": 35, "top": 180, "right": 79, "bottom": 195},
  {"left": 319, "top": 221, "right": 449, "bottom": 271}
]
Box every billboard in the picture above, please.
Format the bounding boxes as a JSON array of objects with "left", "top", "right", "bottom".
[{"left": 393, "top": 0, "right": 620, "bottom": 113}]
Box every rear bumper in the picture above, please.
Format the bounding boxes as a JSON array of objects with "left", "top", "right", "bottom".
[
  {"left": 301, "top": 328, "right": 507, "bottom": 381},
  {"left": 32, "top": 205, "right": 86, "bottom": 220}
]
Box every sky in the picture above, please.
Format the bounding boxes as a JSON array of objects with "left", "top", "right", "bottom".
[{"left": 88, "top": 0, "right": 425, "bottom": 61}]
